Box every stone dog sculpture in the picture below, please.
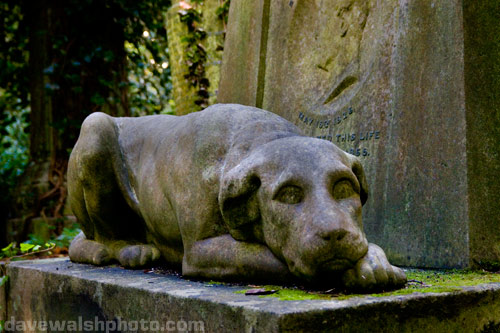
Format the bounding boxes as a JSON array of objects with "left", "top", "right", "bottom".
[{"left": 68, "top": 104, "right": 406, "bottom": 290}]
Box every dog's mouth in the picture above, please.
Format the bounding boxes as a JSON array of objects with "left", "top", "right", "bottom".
[
  {"left": 286, "top": 256, "right": 356, "bottom": 282},
  {"left": 319, "top": 258, "right": 355, "bottom": 272}
]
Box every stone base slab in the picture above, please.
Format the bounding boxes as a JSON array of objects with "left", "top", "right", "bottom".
[{"left": 3, "top": 258, "right": 500, "bottom": 332}]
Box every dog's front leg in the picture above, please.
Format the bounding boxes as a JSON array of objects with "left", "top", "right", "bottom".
[{"left": 182, "top": 234, "right": 292, "bottom": 283}]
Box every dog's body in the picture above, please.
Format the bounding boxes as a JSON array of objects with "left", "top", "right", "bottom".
[{"left": 68, "top": 104, "right": 405, "bottom": 289}]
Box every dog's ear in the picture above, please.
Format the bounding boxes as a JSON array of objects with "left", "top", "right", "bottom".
[
  {"left": 219, "top": 161, "right": 261, "bottom": 241},
  {"left": 347, "top": 155, "right": 369, "bottom": 205}
]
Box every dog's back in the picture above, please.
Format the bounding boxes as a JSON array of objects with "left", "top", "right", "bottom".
[
  {"left": 68, "top": 104, "right": 303, "bottom": 258},
  {"left": 115, "top": 104, "right": 303, "bottom": 244},
  {"left": 114, "top": 104, "right": 301, "bottom": 179},
  {"left": 110, "top": 104, "right": 302, "bottom": 204}
]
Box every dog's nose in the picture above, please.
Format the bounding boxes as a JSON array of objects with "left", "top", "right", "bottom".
[{"left": 320, "top": 228, "right": 348, "bottom": 242}]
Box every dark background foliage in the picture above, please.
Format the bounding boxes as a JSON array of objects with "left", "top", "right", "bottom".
[{"left": 0, "top": 0, "right": 173, "bottom": 246}]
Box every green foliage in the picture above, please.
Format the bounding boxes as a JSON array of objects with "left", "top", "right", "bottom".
[
  {"left": 0, "top": 276, "right": 7, "bottom": 288},
  {"left": 216, "top": 0, "right": 231, "bottom": 25},
  {"left": 0, "top": 222, "right": 79, "bottom": 260},
  {"left": 0, "top": 95, "right": 29, "bottom": 192},
  {"left": 0, "top": 1, "right": 29, "bottom": 110},
  {"left": 0, "top": 0, "right": 175, "bottom": 231},
  {"left": 0, "top": 0, "right": 175, "bottom": 162},
  {"left": 0, "top": 1, "right": 30, "bottom": 199},
  {"left": 20, "top": 243, "right": 38, "bottom": 252},
  {"left": 125, "top": 35, "right": 174, "bottom": 116},
  {"left": 53, "top": 223, "right": 81, "bottom": 248},
  {"left": 43, "top": 0, "right": 174, "bottom": 119},
  {"left": 0, "top": 243, "right": 15, "bottom": 258},
  {"left": 25, "top": 232, "right": 49, "bottom": 247},
  {"left": 0, "top": 241, "right": 55, "bottom": 260},
  {"left": 24, "top": 222, "right": 81, "bottom": 248},
  {"left": 178, "top": 3, "right": 210, "bottom": 109}
]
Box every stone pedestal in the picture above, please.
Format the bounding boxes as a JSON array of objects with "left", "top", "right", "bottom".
[
  {"left": 0, "top": 263, "right": 6, "bottom": 325},
  {"left": 4, "top": 259, "right": 500, "bottom": 332},
  {"left": 218, "top": 0, "right": 500, "bottom": 269}
]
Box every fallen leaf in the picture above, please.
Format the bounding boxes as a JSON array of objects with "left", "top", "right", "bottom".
[{"left": 245, "top": 289, "right": 277, "bottom": 296}]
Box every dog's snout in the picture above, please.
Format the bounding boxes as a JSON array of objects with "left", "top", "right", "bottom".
[
  {"left": 320, "top": 228, "right": 348, "bottom": 242},
  {"left": 314, "top": 210, "right": 354, "bottom": 243}
]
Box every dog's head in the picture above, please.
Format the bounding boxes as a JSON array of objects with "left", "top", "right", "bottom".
[{"left": 219, "top": 136, "right": 369, "bottom": 282}]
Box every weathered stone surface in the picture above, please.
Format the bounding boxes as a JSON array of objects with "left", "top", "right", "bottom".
[
  {"left": 67, "top": 104, "right": 405, "bottom": 290},
  {"left": 463, "top": 0, "right": 500, "bottom": 270},
  {"left": 217, "top": 0, "right": 268, "bottom": 107},
  {"left": 218, "top": 0, "right": 500, "bottom": 269},
  {"left": 5, "top": 259, "right": 500, "bottom": 332}
]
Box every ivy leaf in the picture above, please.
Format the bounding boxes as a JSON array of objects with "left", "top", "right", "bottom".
[
  {"left": 1, "top": 243, "right": 13, "bottom": 252},
  {"left": 20, "top": 243, "right": 35, "bottom": 253},
  {"left": 0, "top": 276, "right": 8, "bottom": 287}
]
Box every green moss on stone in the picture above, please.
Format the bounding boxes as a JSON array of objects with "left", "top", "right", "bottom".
[
  {"left": 268, "top": 288, "right": 330, "bottom": 301},
  {"left": 234, "top": 269, "right": 500, "bottom": 301}
]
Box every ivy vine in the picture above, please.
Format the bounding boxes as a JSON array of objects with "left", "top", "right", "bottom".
[
  {"left": 216, "top": 0, "right": 231, "bottom": 27},
  {"left": 178, "top": 1, "right": 209, "bottom": 109}
]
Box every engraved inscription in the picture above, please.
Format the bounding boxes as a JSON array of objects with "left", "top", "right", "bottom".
[
  {"left": 334, "top": 131, "right": 380, "bottom": 143},
  {"left": 297, "top": 107, "right": 382, "bottom": 158},
  {"left": 316, "top": 131, "right": 381, "bottom": 157},
  {"left": 346, "top": 147, "right": 370, "bottom": 157},
  {"left": 298, "top": 107, "right": 354, "bottom": 128}
]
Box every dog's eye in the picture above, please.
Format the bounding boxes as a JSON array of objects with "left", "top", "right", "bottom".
[
  {"left": 274, "top": 185, "right": 304, "bottom": 204},
  {"left": 332, "top": 179, "right": 356, "bottom": 200}
]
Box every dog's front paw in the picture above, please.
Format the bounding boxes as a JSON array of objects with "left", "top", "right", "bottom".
[{"left": 342, "top": 243, "right": 406, "bottom": 291}]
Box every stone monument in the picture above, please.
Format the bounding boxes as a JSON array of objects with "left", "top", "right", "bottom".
[
  {"left": 218, "top": 0, "right": 500, "bottom": 269},
  {"left": 67, "top": 104, "right": 406, "bottom": 291}
]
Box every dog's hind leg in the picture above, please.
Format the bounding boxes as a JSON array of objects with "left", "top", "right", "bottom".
[
  {"left": 68, "top": 112, "right": 159, "bottom": 267},
  {"left": 68, "top": 232, "right": 112, "bottom": 265}
]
